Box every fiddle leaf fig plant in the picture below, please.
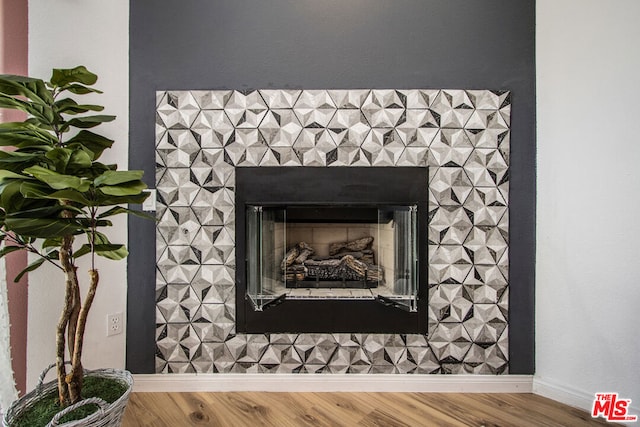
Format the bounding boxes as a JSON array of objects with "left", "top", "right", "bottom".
[{"left": 0, "top": 66, "right": 150, "bottom": 406}]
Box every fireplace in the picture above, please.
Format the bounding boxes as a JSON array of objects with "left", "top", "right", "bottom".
[
  {"left": 155, "top": 89, "right": 510, "bottom": 374},
  {"left": 235, "top": 167, "right": 428, "bottom": 333}
]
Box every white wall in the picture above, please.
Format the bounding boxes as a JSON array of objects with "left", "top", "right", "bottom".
[
  {"left": 536, "top": 0, "right": 640, "bottom": 414},
  {"left": 27, "top": 0, "right": 129, "bottom": 388}
]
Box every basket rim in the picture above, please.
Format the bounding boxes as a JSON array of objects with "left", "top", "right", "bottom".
[{"left": 2, "top": 368, "right": 133, "bottom": 427}]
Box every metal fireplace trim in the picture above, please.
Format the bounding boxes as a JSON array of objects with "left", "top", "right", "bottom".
[{"left": 235, "top": 167, "right": 429, "bottom": 333}]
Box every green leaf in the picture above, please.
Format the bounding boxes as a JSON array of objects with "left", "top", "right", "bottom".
[
  {"left": 64, "top": 84, "right": 103, "bottom": 95},
  {"left": 0, "top": 95, "right": 48, "bottom": 123},
  {"left": 0, "top": 151, "right": 40, "bottom": 164},
  {"left": 18, "top": 181, "right": 54, "bottom": 199},
  {"left": 42, "top": 238, "right": 62, "bottom": 249},
  {"left": 61, "top": 115, "right": 115, "bottom": 131},
  {"left": 46, "top": 147, "right": 92, "bottom": 172},
  {"left": 4, "top": 217, "right": 82, "bottom": 238},
  {"left": 67, "top": 130, "right": 114, "bottom": 160},
  {"left": 0, "top": 170, "right": 26, "bottom": 181},
  {"left": 94, "top": 170, "right": 144, "bottom": 187},
  {"left": 23, "top": 165, "right": 90, "bottom": 191},
  {"left": 74, "top": 243, "right": 127, "bottom": 260},
  {"left": 45, "top": 148, "right": 72, "bottom": 172},
  {"left": 50, "top": 66, "right": 97, "bottom": 87},
  {"left": 68, "top": 149, "right": 93, "bottom": 170},
  {"left": 72, "top": 244, "right": 91, "bottom": 258},
  {"left": 13, "top": 256, "right": 46, "bottom": 282},
  {"left": 97, "top": 205, "right": 155, "bottom": 221},
  {"left": 20, "top": 183, "right": 94, "bottom": 207},
  {"left": 0, "top": 181, "right": 26, "bottom": 211},
  {"left": 98, "top": 181, "right": 147, "bottom": 196},
  {"left": 28, "top": 189, "right": 92, "bottom": 206},
  {"left": 54, "top": 98, "right": 104, "bottom": 115},
  {"left": 96, "top": 244, "right": 128, "bottom": 260},
  {"left": 23, "top": 117, "right": 53, "bottom": 132},
  {"left": 0, "top": 74, "right": 53, "bottom": 104},
  {"left": 77, "top": 218, "right": 111, "bottom": 228},
  {"left": 0, "top": 122, "right": 58, "bottom": 147},
  {"left": 0, "top": 93, "right": 54, "bottom": 124},
  {"left": 96, "top": 206, "right": 129, "bottom": 218},
  {"left": 92, "top": 191, "right": 149, "bottom": 206},
  {"left": 6, "top": 204, "right": 85, "bottom": 219},
  {"left": 0, "top": 245, "right": 22, "bottom": 258}
]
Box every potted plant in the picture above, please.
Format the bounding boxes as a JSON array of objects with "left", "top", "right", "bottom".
[{"left": 0, "top": 66, "right": 149, "bottom": 426}]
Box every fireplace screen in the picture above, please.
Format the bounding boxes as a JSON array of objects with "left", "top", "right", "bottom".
[{"left": 246, "top": 204, "right": 418, "bottom": 312}]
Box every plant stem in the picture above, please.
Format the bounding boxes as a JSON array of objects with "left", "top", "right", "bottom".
[
  {"left": 90, "top": 206, "right": 97, "bottom": 271},
  {"left": 1, "top": 233, "right": 63, "bottom": 271},
  {"left": 68, "top": 269, "right": 99, "bottom": 403},
  {"left": 56, "top": 234, "right": 77, "bottom": 406}
]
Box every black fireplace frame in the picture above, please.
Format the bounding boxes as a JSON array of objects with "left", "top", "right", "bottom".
[{"left": 235, "top": 167, "right": 429, "bottom": 334}]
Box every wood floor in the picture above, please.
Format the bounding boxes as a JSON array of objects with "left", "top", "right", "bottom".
[{"left": 121, "top": 392, "right": 614, "bottom": 426}]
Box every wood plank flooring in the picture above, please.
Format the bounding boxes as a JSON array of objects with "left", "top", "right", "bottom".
[{"left": 121, "top": 392, "right": 615, "bottom": 426}]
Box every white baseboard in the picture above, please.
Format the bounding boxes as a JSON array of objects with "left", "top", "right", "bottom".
[
  {"left": 533, "top": 377, "right": 640, "bottom": 420},
  {"left": 533, "top": 377, "right": 595, "bottom": 412},
  {"left": 132, "top": 373, "right": 533, "bottom": 393}
]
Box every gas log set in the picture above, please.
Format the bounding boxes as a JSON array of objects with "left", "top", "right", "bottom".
[{"left": 281, "top": 236, "right": 384, "bottom": 288}]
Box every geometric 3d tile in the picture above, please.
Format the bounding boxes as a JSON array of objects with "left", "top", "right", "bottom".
[
  {"left": 361, "top": 90, "right": 406, "bottom": 128},
  {"left": 428, "top": 323, "right": 472, "bottom": 363},
  {"left": 464, "top": 149, "right": 509, "bottom": 187},
  {"left": 464, "top": 187, "right": 507, "bottom": 227},
  {"left": 463, "top": 226, "right": 508, "bottom": 265},
  {"left": 428, "top": 245, "right": 473, "bottom": 285},
  {"left": 463, "top": 304, "right": 507, "bottom": 346},
  {"left": 157, "top": 246, "right": 200, "bottom": 285},
  {"left": 428, "top": 128, "right": 473, "bottom": 167},
  {"left": 396, "top": 116, "right": 439, "bottom": 146},
  {"left": 405, "top": 89, "right": 439, "bottom": 110},
  {"left": 191, "top": 110, "right": 234, "bottom": 148},
  {"left": 429, "top": 167, "right": 474, "bottom": 206},
  {"left": 191, "top": 264, "right": 235, "bottom": 304},
  {"left": 327, "top": 89, "right": 370, "bottom": 109},
  {"left": 191, "top": 90, "right": 232, "bottom": 110},
  {"left": 156, "top": 168, "right": 200, "bottom": 207},
  {"left": 155, "top": 89, "right": 511, "bottom": 375},
  {"left": 429, "top": 284, "right": 473, "bottom": 323},
  {"left": 259, "top": 89, "right": 302, "bottom": 109},
  {"left": 259, "top": 109, "right": 302, "bottom": 147},
  {"left": 190, "top": 149, "right": 234, "bottom": 189},
  {"left": 157, "top": 91, "right": 199, "bottom": 130},
  {"left": 430, "top": 90, "right": 474, "bottom": 129},
  {"left": 361, "top": 129, "right": 405, "bottom": 166},
  {"left": 463, "top": 265, "right": 508, "bottom": 304},
  {"left": 328, "top": 109, "right": 370, "bottom": 146},
  {"left": 293, "top": 128, "right": 338, "bottom": 167},
  {"left": 428, "top": 206, "right": 473, "bottom": 245},
  {"left": 294, "top": 90, "right": 337, "bottom": 128},
  {"left": 224, "top": 91, "right": 268, "bottom": 128}
]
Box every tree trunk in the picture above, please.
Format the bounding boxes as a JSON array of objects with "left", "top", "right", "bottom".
[
  {"left": 68, "top": 269, "right": 99, "bottom": 403},
  {"left": 56, "top": 234, "right": 78, "bottom": 406},
  {"left": 67, "top": 276, "right": 81, "bottom": 357}
]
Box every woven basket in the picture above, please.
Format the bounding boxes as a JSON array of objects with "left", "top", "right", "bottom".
[{"left": 2, "top": 363, "right": 133, "bottom": 427}]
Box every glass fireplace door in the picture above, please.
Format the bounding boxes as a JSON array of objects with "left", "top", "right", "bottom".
[
  {"left": 376, "top": 205, "right": 418, "bottom": 312},
  {"left": 246, "top": 206, "right": 286, "bottom": 311}
]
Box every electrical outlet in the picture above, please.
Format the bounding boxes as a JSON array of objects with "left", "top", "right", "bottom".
[
  {"left": 107, "top": 312, "right": 124, "bottom": 337},
  {"left": 142, "top": 189, "right": 156, "bottom": 212}
]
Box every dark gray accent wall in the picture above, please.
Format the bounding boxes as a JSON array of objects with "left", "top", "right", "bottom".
[{"left": 129, "top": 0, "right": 535, "bottom": 374}]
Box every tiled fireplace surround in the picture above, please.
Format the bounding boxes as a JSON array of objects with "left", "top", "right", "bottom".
[{"left": 155, "top": 89, "right": 510, "bottom": 374}]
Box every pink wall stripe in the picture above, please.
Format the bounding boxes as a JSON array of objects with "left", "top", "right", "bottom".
[{"left": 1, "top": 0, "right": 29, "bottom": 396}]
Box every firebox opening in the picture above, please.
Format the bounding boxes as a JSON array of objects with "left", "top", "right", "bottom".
[
  {"left": 246, "top": 204, "right": 417, "bottom": 308},
  {"left": 235, "top": 167, "right": 428, "bottom": 334}
]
